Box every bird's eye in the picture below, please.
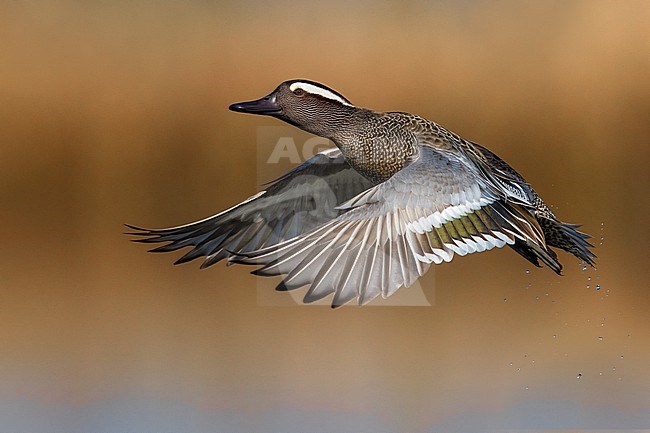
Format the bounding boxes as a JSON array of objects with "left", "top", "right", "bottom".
[{"left": 293, "top": 88, "right": 305, "bottom": 96}]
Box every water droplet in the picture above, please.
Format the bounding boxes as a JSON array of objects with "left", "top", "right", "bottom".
[
  {"left": 524, "top": 354, "right": 528, "bottom": 358},
  {"left": 597, "top": 336, "right": 603, "bottom": 341},
  {"left": 587, "top": 277, "right": 591, "bottom": 282},
  {"left": 595, "top": 284, "right": 601, "bottom": 290},
  {"left": 509, "top": 362, "right": 513, "bottom": 366},
  {"left": 612, "top": 366, "right": 616, "bottom": 371},
  {"left": 516, "top": 368, "right": 521, "bottom": 372},
  {"left": 582, "top": 265, "right": 588, "bottom": 271},
  {"left": 503, "top": 298, "right": 507, "bottom": 302},
  {"left": 620, "top": 355, "right": 624, "bottom": 359},
  {"left": 525, "top": 386, "right": 529, "bottom": 390},
  {"left": 552, "top": 334, "right": 557, "bottom": 339},
  {"left": 525, "top": 269, "right": 530, "bottom": 274},
  {"left": 599, "top": 372, "right": 603, "bottom": 376},
  {"left": 577, "top": 373, "right": 582, "bottom": 379}
]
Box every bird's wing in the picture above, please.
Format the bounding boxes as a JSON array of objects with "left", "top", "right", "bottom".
[
  {"left": 466, "top": 141, "right": 539, "bottom": 206},
  {"left": 467, "top": 141, "right": 594, "bottom": 267},
  {"left": 231, "top": 145, "right": 551, "bottom": 307},
  {"left": 127, "top": 148, "right": 374, "bottom": 268}
]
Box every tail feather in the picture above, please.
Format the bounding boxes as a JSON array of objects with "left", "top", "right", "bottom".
[{"left": 538, "top": 217, "right": 596, "bottom": 267}]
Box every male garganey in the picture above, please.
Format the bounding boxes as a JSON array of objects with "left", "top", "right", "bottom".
[{"left": 128, "top": 80, "right": 595, "bottom": 307}]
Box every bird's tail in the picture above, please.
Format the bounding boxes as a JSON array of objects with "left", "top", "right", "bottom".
[{"left": 538, "top": 217, "right": 596, "bottom": 267}]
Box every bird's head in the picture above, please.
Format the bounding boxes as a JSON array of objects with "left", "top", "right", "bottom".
[{"left": 229, "top": 79, "right": 355, "bottom": 138}]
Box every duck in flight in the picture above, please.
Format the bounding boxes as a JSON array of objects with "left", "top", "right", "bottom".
[{"left": 128, "top": 79, "right": 595, "bottom": 307}]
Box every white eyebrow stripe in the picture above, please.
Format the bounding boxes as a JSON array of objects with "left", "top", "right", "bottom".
[{"left": 289, "top": 82, "right": 353, "bottom": 106}]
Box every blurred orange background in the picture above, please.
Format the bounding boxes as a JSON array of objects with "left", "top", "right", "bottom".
[{"left": 1, "top": 1, "right": 649, "bottom": 432}]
